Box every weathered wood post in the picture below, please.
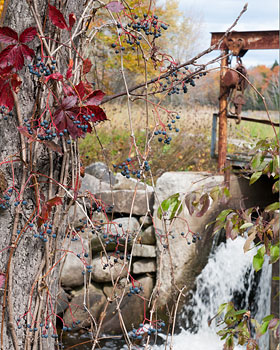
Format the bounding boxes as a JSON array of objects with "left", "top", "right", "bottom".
[{"left": 218, "top": 50, "right": 229, "bottom": 172}]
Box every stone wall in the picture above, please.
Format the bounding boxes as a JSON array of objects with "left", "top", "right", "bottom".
[
  {"left": 58, "top": 163, "right": 277, "bottom": 334},
  {"left": 59, "top": 163, "right": 157, "bottom": 333}
]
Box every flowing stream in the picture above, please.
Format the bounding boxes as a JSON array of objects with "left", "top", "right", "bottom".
[
  {"left": 154, "top": 236, "right": 272, "bottom": 350},
  {"left": 63, "top": 236, "right": 272, "bottom": 349}
]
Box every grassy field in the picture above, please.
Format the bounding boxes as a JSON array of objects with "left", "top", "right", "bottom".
[{"left": 79, "top": 103, "right": 278, "bottom": 181}]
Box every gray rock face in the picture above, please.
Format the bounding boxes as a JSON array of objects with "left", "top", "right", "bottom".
[
  {"left": 133, "top": 259, "right": 156, "bottom": 274},
  {"left": 56, "top": 288, "right": 70, "bottom": 314},
  {"left": 91, "top": 256, "right": 127, "bottom": 283},
  {"left": 85, "top": 162, "right": 116, "bottom": 184},
  {"left": 139, "top": 215, "right": 153, "bottom": 228},
  {"left": 80, "top": 173, "right": 111, "bottom": 195},
  {"left": 91, "top": 217, "right": 140, "bottom": 252},
  {"left": 153, "top": 172, "right": 225, "bottom": 307},
  {"left": 94, "top": 190, "right": 154, "bottom": 216},
  {"left": 138, "top": 225, "right": 156, "bottom": 245},
  {"left": 113, "top": 173, "right": 153, "bottom": 191},
  {"left": 68, "top": 203, "right": 88, "bottom": 228},
  {"left": 103, "top": 278, "right": 132, "bottom": 298},
  {"left": 103, "top": 217, "right": 140, "bottom": 236},
  {"left": 133, "top": 244, "right": 156, "bottom": 257},
  {"left": 100, "top": 275, "right": 154, "bottom": 334},
  {"left": 63, "top": 284, "right": 106, "bottom": 328},
  {"left": 60, "top": 238, "right": 91, "bottom": 288}
]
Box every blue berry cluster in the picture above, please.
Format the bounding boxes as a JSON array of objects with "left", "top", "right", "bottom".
[
  {"left": 0, "top": 105, "right": 12, "bottom": 120},
  {"left": 159, "top": 67, "right": 206, "bottom": 96},
  {"left": 112, "top": 157, "right": 151, "bottom": 180},
  {"left": 62, "top": 320, "right": 81, "bottom": 332},
  {"left": 28, "top": 57, "right": 56, "bottom": 78},
  {"left": 0, "top": 188, "right": 28, "bottom": 210},
  {"left": 127, "top": 285, "right": 143, "bottom": 296},
  {"left": 155, "top": 115, "right": 180, "bottom": 144},
  {"left": 16, "top": 319, "right": 60, "bottom": 339},
  {"left": 131, "top": 321, "right": 166, "bottom": 340},
  {"left": 111, "top": 13, "right": 168, "bottom": 54},
  {"left": 180, "top": 231, "right": 202, "bottom": 244},
  {"left": 33, "top": 223, "right": 56, "bottom": 242}
]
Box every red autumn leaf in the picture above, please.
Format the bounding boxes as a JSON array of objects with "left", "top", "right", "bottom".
[
  {"left": 105, "top": 1, "right": 125, "bottom": 12},
  {"left": 0, "top": 27, "right": 36, "bottom": 70},
  {"left": 17, "top": 126, "right": 36, "bottom": 141},
  {"left": 87, "top": 105, "right": 107, "bottom": 123},
  {"left": 84, "top": 90, "right": 105, "bottom": 106},
  {"left": 48, "top": 4, "right": 68, "bottom": 30},
  {"left": 74, "top": 81, "right": 86, "bottom": 99},
  {"left": 0, "top": 68, "right": 22, "bottom": 110},
  {"left": 38, "top": 196, "right": 63, "bottom": 227},
  {"left": 0, "top": 27, "right": 18, "bottom": 44},
  {"left": 43, "top": 141, "right": 63, "bottom": 154},
  {"left": 61, "top": 95, "right": 77, "bottom": 109},
  {"left": 20, "top": 44, "right": 34, "bottom": 61},
  {"left": 53, "top": 95, "right": 82, "bottom": 139},
  {"left": 45, "top": 72, "right": 63, "bottom": 83},
  {"left": 19, "top": 27, "right": 37, "bottom": 43},
  {"left": 68, "top": 13, "right": 76, "bottom": 31},
  {"left": 83, "top": 81, "right": 94, "bottom": 93},
  {"left": 62, "top": 84, "right": 75, "bottom": 96},
  {"left": 0, "top": 45, "right": 24, "bottom": 70},
  {"left": 53, "top": 84, "right": 107, "bottom": 139},
  {"left": 80, "top": 166, "right": 85, "bottom": 178},
  {"left": 0, "top": 273, "right": 5, "bottom": 288},
  {"left": 82, "top": 58, "right": 92, "bottom": 75},
  {"left": 11, "top": 73, "right": 22, "bottom": 92},
  {"left": 46, "top": 196, "right": 63, "bottom": 208},
  {"left": 0, "top": 81, "right": 14, "bottom": 110},
  {"left": 196, "top": 193, "right": 210, "bottom": 217},
  {"left": 73, "top": 81, "right": 94, "bottom": 100},
  {"left": 37, "top": 204, "right": 49, "bottom": 227},
  {"left": 66, "top": 59, "right": 73, "bottom": 79}
]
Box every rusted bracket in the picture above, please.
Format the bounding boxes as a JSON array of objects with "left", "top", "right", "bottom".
[{"left": 225, "top": 37, "right": 245, "bottom": 56}]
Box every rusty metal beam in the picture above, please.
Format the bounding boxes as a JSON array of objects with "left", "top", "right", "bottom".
[
  {"left": 218, "top": 51, "right": 229, "bottom": 172},
  {"left": 213, "top": 113, "right": 280, "bottom": 127},
  {"left": 211, "top": 30, "right": 279, "bottom": 50}
]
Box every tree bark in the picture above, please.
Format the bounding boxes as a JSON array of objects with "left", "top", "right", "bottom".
[{"left": 0, "top": 1, "right": 83, "bottom": 349}]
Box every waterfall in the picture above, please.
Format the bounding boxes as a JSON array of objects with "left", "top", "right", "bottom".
[{"left": 154, "top": 236, "right": 272, "bottom": 350}]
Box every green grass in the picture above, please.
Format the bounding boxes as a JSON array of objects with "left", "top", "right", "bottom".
[
  {"left": 79, "top": 104, "right": 278, "bottom": 181},
  {"left": 235, "top": 121, "right": 278, "bottom": 139}
]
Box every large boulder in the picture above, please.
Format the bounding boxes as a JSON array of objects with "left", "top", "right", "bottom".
[
  {"left": 153, "top": 172, "right": 225, "bottom": 307},
  {"left": 80, "top": 173, "right": 111, "bottom": 195},
  {"left": 113, "top": 173, "right": 153, "bottom": 191},
  {"left": 60, "top": 235, "right": 92, "bottom": 288},
  {"left": 68, "top": 203, "right": 87, "bottom": 228},
  {"left": 91, "top": 217, "right": 140, "bottom": 253},
  {"left": 94, "top": 190, "right": 154, "bottom": 216},
  {"left": 63, "top": 283, "right": 106, "bottom": 329},
  {"left": 85, "top": 162, "right": 116, "bottom": 184},
  {"left": 139, "top": 215, "right": 153, "bottom": 228},
  {"left": 103, "top": 277, "right": 132, "bottom": 298},
  {"left": 133, "top": 259, "right": 156, "bottom": 274},
  {"left": 91, "top": 256, "right": 127, "bottom": 283},
  {"left": 56, "top": 288, "right": 70, "bottom": 314},
  {"left": 100, "top": 275, "right": 154, "bottom": 334},
  {"left": 138, "top": 225, "right": 156, "bottom": 245},
  {"left": 133, "top": 244, "right": 156, "bottom": 258},
  {"left": 152, "top": 171, "right": 276, "bottom": 308}
]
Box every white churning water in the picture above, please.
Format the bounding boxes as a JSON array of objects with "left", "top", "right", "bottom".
[{"left": 153, "top": 236, "right": 272, "bottom": 350}]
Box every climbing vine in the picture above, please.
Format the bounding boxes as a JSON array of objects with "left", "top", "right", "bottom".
[{"left": 0, "top": 1, "right": 263, "bottom": 350}]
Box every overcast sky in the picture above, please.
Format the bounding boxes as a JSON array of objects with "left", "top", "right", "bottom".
[{"left": 177, "top": 0, "right": 279, "bottom": 67}]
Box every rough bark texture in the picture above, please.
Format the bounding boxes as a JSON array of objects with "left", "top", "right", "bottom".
[{"left": 0, "top": 1, "right": 83, "bottom": 349}]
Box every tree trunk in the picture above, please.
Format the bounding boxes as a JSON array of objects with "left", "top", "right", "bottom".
[{"left": 0, "top": 1, "right": 83, "bottom": 349}]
